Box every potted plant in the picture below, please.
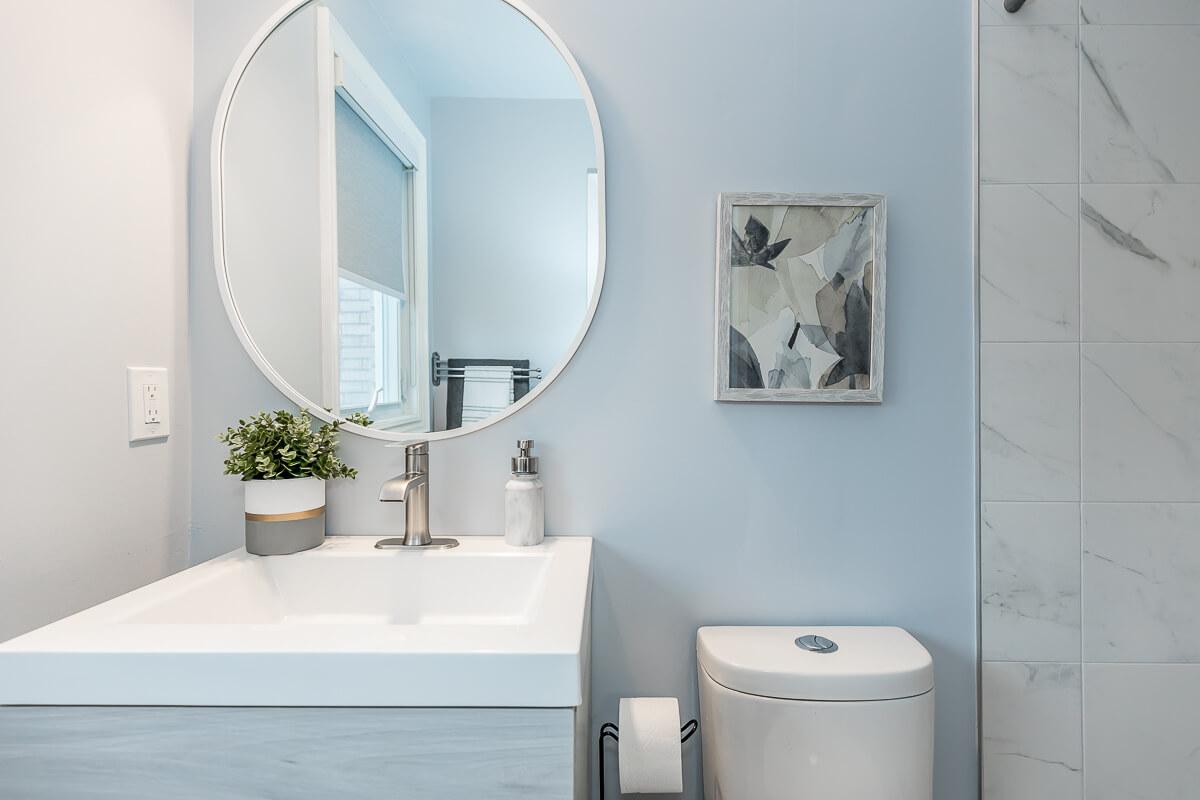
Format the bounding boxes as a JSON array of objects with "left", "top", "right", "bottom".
[{"left": 218, "top": 409, "right": 368, "bottom": 556}]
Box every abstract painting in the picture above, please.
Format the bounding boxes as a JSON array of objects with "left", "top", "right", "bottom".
[{"left": 715, "top": 193, "right": 886, "bottom": 403}]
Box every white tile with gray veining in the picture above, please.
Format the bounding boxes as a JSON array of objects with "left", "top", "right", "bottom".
[
  {"left": 1080, "top": 0, "right": 1200, "bottom": 25},
  {"left": 1082, "top": 344, "right": 1200, "bottom": 501},
  {"left": 981, "top": 184, "right": 1079, "bottom": 342},
  {"left": 1084, "top": 664, "right": 1200, "bottom": 800},
  {"left": 1082, "top": 503, "right": 1200, "bottom": 662},
  {"left": 982, "top": 503, "right": 1080, "bottom": 661},
  {"left": 980, "top": 0, "right": 1077, "bottom": 26},
  {"left": 982, "top": 344, "right": 1080, "bottom": 501},
  {"left": 980, "top": 26, "right": 1078, "bottom": 184},
  {"left": 1081, "top": 26, "right": 1200, "bottom": 183},
  {"left": 1081, "top": 185, "right": 1200, "bottom": 342},
  {"left": 982, "top": 662, "right": 1083, "bottom": 800}
]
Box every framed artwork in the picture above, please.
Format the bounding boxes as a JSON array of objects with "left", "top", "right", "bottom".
[{"left": 715, "top": 192, "right": 886, "bottom": 403}]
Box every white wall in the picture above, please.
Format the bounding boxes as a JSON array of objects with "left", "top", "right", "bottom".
[
  {"left": 0, "top": 0, "right": 193, "bottom": 642},
  {"left": 430, "top": 97, "right": 595, "bottom": 428},
  {"left": 192, "top": 1, "right": 977, "bottom": 798}
]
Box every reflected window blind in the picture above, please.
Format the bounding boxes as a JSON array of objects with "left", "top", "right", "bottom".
[{"left": 334, "top": 93, "right": 409, "bottom": 297}]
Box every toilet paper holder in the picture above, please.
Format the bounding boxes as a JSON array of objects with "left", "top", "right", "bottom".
[{"left": 597, "top": 718, "right": 698, "bottom": 800}]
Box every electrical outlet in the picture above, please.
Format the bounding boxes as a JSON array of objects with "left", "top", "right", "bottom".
[{"left": 127, "top": 367, "right": 170, "bottom": 442}]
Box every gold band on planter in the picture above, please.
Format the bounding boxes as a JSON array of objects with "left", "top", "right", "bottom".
[{"left": 245, "top": 506, "right": 326, "bottom": 523}]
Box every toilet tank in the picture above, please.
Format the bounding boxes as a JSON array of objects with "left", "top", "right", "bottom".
[{"left": 696, "top": 626, "right": 934, "bottom": 800}]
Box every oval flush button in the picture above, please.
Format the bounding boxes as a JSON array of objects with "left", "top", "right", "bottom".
[{"left": 795, "top": 634, "right": 838, "bottom": 653}]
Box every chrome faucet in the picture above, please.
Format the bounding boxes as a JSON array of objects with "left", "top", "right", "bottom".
[{"left": 376, "top": 442, "right": 458, "bottom": 550}]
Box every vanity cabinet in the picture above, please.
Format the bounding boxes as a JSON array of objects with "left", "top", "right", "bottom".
[
  {"left": 0, "top": 705, "right": 589, "bottom": 799},
  {"left": 0, "top": 537, "right": 593, "bottom": 798}
]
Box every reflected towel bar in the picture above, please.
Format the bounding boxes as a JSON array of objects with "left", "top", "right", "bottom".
[{"left": 430, "top": 352, "right": 541, "bottom": 387}]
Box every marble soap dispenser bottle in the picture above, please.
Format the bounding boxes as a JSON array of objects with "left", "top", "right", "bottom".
[{"left": 505, "top": 439, "right": 544, "bottom": 546}]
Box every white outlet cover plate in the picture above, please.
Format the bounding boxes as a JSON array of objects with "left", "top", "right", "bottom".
[{"left": 127, "top": 367, "right": 170, "bottom": 442}]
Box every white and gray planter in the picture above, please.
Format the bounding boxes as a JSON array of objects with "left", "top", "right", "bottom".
[{"left": 243, "top": 477, "right": 326, "bottom": 556}]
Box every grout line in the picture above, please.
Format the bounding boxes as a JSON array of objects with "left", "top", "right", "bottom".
[
  {"left": 973, "top": 3, "right": 985, "bottom": 797},
  {"left": 983, "top": 341, "right": 1200, "bottom": 345},
  {"left": 1079, "top": 22, "right": 1200, "bottom": 27},
  {"left": 983, "top": 181, "right": 1200, "bottom": 186},
  {"left": 983, "top": 23, "right": 1200, "bottom": 28},
  {"left": 1076, "top": 4, "right": 1087, "bottom": 792},
  {"left": 982, "top": 659, "right": 1200, "bottom": 666},
  {"left": 984, "top": 500, "right": 1200, "bottom": 505}
]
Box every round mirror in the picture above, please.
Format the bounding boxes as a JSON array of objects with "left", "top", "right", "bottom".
[{"left": 212, "top": 0, "right": 604, "bottom": 440}]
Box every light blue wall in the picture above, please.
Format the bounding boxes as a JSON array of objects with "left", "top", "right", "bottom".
[
  {"left": 191, "top": 1, "right": 977, "bottom": 798},
  {"left": 429, "top": 97, "right": 596, "bottom": 428}
]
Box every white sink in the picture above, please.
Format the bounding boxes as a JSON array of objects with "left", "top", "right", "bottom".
[
  {"left": 119, "top": 543, "right": 553, "bottom": 627},
  {"left": 0, "top": 536, "right": 592, "bottom": 708}
]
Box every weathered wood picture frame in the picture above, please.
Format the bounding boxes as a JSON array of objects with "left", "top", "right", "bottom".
[{"left": 715, "top": 192, "right": 887, "bottom": 403}]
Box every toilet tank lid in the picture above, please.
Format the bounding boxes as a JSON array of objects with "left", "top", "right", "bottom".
[{"left": 697, "top": 626, "right": 933, "bottom": 702}]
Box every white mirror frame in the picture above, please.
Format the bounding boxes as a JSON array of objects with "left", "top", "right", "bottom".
[{"left": 211, "top": 0, "right": 606, "bottom": 442}]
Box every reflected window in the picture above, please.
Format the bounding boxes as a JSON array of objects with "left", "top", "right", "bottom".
[
  {"left": 337, "top": 276, "right": 403, "bottom": 412},
  {"left": 333, "top": 92, "right": 415, "bottom": 422}
]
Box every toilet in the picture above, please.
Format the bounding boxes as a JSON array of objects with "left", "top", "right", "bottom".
[{"left": 697, "top": 626, "right": 934, "bottom": 799}]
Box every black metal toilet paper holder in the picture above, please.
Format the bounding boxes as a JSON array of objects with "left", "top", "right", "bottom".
[{"left": 597, "top": 718, "right": 699, "bottom": 800}]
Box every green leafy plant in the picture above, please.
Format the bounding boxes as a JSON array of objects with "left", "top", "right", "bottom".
[{"left": 218, "top": 409, "right": 368, "bottom": 481}]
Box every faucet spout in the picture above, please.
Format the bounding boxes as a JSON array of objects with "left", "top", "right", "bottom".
[{"left": 379, "top": 472, "right": 428, "bottom": 503}]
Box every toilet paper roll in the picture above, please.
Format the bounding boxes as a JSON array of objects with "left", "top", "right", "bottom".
[{"left": 618, "top": 697, "right": 684, "bottom": 794}]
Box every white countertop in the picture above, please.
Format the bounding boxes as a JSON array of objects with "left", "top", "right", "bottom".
[{"left": 0, "top": 536, "right": 592, "bottom": 708}]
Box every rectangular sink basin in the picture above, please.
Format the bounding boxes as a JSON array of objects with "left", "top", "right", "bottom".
[
  {"left": 0, "top": 536, "right": 592, "bottom": 708},
  {"left": 120, "top": 545, "right": 552, "bottom": 627}
]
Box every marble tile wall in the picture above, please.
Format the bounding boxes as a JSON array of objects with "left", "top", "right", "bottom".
[{"left": 979, "top": 2, "right": 1200, "bottom": 797}]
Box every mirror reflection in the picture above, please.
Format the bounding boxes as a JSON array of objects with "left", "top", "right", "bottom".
[{"left": 220, "top": 0, "right": 600, "bottom": 435}]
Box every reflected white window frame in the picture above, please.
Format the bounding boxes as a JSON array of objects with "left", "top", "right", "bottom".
[
  {"left": 315, "top": 8, "right": 430, "bottom": 432},
  {"left": 586, "top": 169, "right": 599, "bottom": 307}
]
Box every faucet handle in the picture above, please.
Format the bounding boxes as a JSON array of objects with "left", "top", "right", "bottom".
[{"left": 405, "top": 440, "right": 429, "bottom": 474}]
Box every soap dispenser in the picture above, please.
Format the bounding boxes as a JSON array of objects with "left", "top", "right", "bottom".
[{"left": 505, "top": 439, "right": 544, "bottom": 546}]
